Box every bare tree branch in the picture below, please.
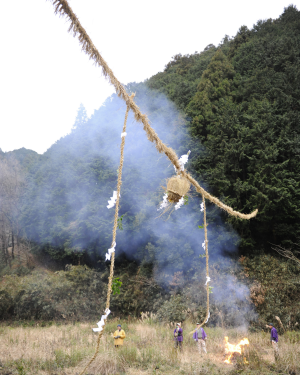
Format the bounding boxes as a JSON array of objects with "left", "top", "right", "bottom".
[{"left": 271, "top": 242, "right": 300, "bottom": 267}]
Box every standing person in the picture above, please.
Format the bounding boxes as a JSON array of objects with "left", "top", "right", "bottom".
[
  {"left": 174, "top": 323, "right": 183, "bottom": 351},
  {"left": 113, "top": 324, "right": 126, "bottom": 348},
  {"left": 193, "top": 323, "right": 207, "bottom": 354},
  {"left": 266, "top": 323, "right": 279, "bottom": 360}
]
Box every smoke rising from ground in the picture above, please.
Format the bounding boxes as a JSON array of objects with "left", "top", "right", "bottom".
[{"left": 21, "top": 82, "right": 256, "bottom": 326}]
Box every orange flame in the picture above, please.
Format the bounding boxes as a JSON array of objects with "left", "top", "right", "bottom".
[{"left": 224, "top": 336, "right": 249, "bottom": 364}]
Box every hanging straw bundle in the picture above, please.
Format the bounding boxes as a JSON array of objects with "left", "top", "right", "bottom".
[{"left": 166, "top": 175, "right": 190, "bottom": 203}]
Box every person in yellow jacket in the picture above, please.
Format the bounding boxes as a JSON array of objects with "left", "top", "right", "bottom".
[{"left": 113, "top": 324, "right": 126, "bottom": 348}]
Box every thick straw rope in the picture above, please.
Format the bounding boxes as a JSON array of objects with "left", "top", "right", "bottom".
[
  {"left": 201, "top": 194, "right": 209, "bottom": 327},
  {"left": 47, "top": 1, "right": 258, "bottom": 371},
  {"left": 47, "top": 0, "right": 258, "bottom": 220},
  {"left": 78, "top": 100, "right": 132, "bottom": 375},
  {"left": 188, "top": 195, "right": 209, "bottom": 333}
]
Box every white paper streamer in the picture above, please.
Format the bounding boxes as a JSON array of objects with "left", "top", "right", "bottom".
[
  {"left": 175, "top": 197, "right": 185, "bottom": 210},
  {"left": 92, "top": 309, "right": 111, "bottom": 332},
  {"left": 97, "top": 320, "right": 105, "bottom": 328},
  {"left": 121, "top": 132, "right": 127, "bottom": 137},
  {"left": 200, "top": 202, "right": 204, "bottom": 212},
  {"left": 174, "top": 150, "right": 191, "bottom": 172},
  {"left": 205, "top": 276, "right": 211, "bottom": 286},
  {"left": 107, "top": 191, "right": 120, "bottom": 209},
  {"left": 92, "top": 326, "right": 103, "bottom": 332},
  {"left": 204, "top": 311, "right": 210, "bottom": 324},
  {"left": 102, "top": 308, "right": 111, "bottom": 319},
  {"left": 157, "top": 193, "right": 169, "bottom": 211},
  {"left": 105, "top": 242, "right": 116, "bottom": 261}
]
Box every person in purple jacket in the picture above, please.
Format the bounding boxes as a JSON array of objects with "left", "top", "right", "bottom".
[
  {"left": 174, "top": 323, "right": 183, "bottom": 351},
  {"left": 193, "top": 323, "right": 207, "bottom": 354},
  {"left": 266, "top": 323, "right": 279, "bottom": 360}
]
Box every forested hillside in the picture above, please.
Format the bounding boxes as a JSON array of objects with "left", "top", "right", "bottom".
[
  {"left": 0, "top": 5, "right": 299, "bottom": 328},
  {"left": 148, "top": 6, "right": 300, "bottom": 251}
]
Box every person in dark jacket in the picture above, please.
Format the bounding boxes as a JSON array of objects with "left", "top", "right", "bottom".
[
  {"left": 192, "top": 323, "right": 207, "bottom": 354},
  {"left": 174, "top": 323, "right": 183, "bottom": 351},
  {"left": 266, "top": 323, "right": 279, "bottom": 360}
]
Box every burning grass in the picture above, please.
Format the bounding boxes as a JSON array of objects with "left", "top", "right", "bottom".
[
  {"left": 224, "top": 336, "right": 249, "bottom": 364},
  {"left": 0, "top": 321, "right": 299, "bottom": 374}
]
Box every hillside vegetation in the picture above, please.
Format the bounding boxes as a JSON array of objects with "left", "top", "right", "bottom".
[{"left": 0, "top": 6, "right": 300, "bottom": 329}]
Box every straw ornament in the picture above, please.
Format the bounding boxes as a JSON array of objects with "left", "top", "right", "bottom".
[{"left": 166, "top": 175, "right": 190, "bottom": 203}]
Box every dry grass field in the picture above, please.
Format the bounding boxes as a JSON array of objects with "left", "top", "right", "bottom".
[{"left": 0, "top": 318, "right": 299, "bottom": 375}]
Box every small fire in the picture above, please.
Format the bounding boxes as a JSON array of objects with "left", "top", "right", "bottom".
[{"left": 224, "top": 336, "right": 249, "bottom": 364}]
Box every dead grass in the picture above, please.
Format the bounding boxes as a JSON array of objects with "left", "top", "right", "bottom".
[{"left": 0, "top": 321, "right": 299, "bottom": 375}]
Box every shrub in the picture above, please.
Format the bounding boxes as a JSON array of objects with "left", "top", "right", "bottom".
[
  {"left": 0, "top": 290, "right": 13, "bottom": 319},
  {"left": 156, "top": 295, "right": 187, "bottom": 322},
  {"left": 0, "top": 266, "right": 106, "bottom": 320}
]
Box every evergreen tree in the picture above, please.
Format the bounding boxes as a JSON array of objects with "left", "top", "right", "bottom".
[
  {"left": 186, "top": 49, "right": 235, "bottom": 141},
  {"left": 72, "top": 104, "right": 88, "bottom": 130}
]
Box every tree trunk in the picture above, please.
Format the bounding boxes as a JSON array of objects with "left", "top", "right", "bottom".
[
  {"left": 4, "top": 235, "right": 11, "bottom": 268},
  {"left": 12, "top": 231, "right": 15, "bottom": 259},
  {"left": 1, "top": 234, "right": 8, "bottom": 266}
]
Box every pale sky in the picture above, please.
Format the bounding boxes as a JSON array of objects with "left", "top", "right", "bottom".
[{"left": 1, "top": 0, "right": 299, "bottom": 154}]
